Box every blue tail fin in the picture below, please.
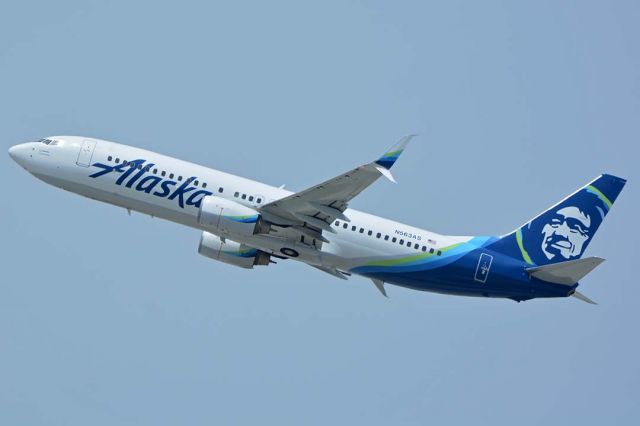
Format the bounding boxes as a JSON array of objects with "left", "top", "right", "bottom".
[{"left": 491, "top": 174, "right": 626, "bottom": 266}]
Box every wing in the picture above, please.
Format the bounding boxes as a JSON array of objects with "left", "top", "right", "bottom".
[{"left": 259, "top": 135, "right": 414, "bottom": 245}]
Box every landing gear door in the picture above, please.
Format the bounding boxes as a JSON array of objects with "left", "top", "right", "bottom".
[{"left": 76, "top": 139, "right": 97, "bottom": 167}]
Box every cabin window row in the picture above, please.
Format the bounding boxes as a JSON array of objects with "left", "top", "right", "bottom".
[
  {"left": 334, "top": 220, "right": 442, "bottom": 256},
  {"left": 233, "top": 191, "right": 263, "bottom": 204}
]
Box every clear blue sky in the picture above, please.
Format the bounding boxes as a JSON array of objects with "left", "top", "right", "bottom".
[{"left": 2, "top": 1, "right": 639, "bottom": 424}]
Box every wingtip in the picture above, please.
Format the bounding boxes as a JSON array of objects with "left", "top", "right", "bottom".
[
  {"left": 376, "top": 166, "right": 397, "bottom": 183},
  {"left": 396, "top": 134, "right": 417, "bottom": 151},
  {"left": 374, "top": 134, "right": 416, "bottom": 170}
]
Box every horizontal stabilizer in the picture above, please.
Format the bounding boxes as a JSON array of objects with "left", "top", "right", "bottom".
[
  {"left": 573, "top": 291, "right": 597, "bottom": 305},
  {"left": 371, "top": 278, "right": 388, "bottom": 297},
  {"left": 526, "top": 256, "right": 605, "bottom": 285}
]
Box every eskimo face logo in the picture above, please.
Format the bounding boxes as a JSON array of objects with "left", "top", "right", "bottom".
[
  {"left": 89, "top": 159, "right": 213, "bottom": 209},
  {"left": 517, "top": 186, "right": 610, "bottom": 266},
  {"left": 540, "top": 206, "right": 591, "bottom": 260}
]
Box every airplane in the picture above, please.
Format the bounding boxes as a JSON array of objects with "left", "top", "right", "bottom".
[{"left": 8, "top": 135, "right": 626, "bottom": 303}]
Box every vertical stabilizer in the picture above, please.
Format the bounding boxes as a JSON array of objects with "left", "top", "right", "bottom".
[{"left": 490, "top": 174, "right": 626, "bottom": 266}]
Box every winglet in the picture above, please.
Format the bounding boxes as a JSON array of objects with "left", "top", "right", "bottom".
[
  {"left": 374, "top": 134, "right": 415, "bottom": 170},
  {"left": 375, "top": 166, "right": 397, "bottom": 183}
]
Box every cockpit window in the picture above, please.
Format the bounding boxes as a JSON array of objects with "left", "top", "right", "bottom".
[{"left": 39, "top": 138, "right": 59, "bottom": 146}]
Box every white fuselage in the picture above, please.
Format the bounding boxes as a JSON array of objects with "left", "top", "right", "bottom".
[{"left": 9, "top": 136, "right": 467, "bottom": 275}]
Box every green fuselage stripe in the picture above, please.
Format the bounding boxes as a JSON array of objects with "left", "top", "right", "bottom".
[{"left": 364, "top": 241, "right": 465, "bottom": 267}]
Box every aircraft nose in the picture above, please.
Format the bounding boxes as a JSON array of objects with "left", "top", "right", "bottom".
[
  {"left": 8, "top": 143, "right": 33, "bottom": 167},
  {"left": 8, "top": 145, "right": 19, "bottom": 161}
]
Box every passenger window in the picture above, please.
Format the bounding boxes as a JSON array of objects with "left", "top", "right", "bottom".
[
  {"left": 138, "top": 164, "right": 143, "bottom": 170},
  {"left": 399, "top": 239, "right": 404, "bottom": 245},
  {"left": 241, "top": 194, "right": 247, "bottom": 200},
  {"left": 178, "top": 176, "right": 182, "bottom": 181},
  {"left": 359, "top": 228, "right": 364, "bottom": 233},
  {"left": 249, "top": 195, "right": 254, "bottom": 202},
  {"left": 376, "top": 233, "right": 381, "bottom": 238},
  {"left": 407, "top": 241, "right": 412, "bottom": 247},
  {"left": 384, "top": 235, "right": 389, "bottom": 241},
  {"left": 392, "top": 237, "right": 397, "bottom": 243},
  {"left": 153, "top": 168, "right": 158, "bottom": 174},
  {"left": 343, "top": 223, "right": 348, "bottom": 229},
  {"left": 430, "top": 248, "right": 435, "bottom": 254},
  {"left": 414, "top": 243, "right": 419, "bottom": 249},
  {"left": 195, "top": 180, "right": 199, "bottom": 186},
  {"left": 367, "top": 230, "right": 372, "bottom": 236},
  {"left": 115, "top": 158, "right": 120, "bottom": 163},
  {"left": 335, "top": 220, "right": 340, "bottom": 226},
  {"left": 437, "top": 250, "right": 442, "bottom": 256},
  {"left": 161, "top": 171, "right": 166, "bottom": 177},
  {"left": 421, "top": 246, "right": 427, "bottom": 252},
  {"left": 145, "top": 165, "right": 151, "bottom": 171},
  {"left": 352, "top": 226, "right": 356, "bottom": 231},
  {"left": 108, "top": 156, "right": 113, "bottom": 161},
  {"left": 218, "top": 187, "right": 223, "bottom": 193},
  {"left": 234, "top": 192, "right": 239, "bottom": 197},
  {"left": 169, "top": 173, "right": 174, "bottom": 179},
  {"left": 203, "top": 183, "right": 207, "bottom": 188},
  {"left": 256, "top": 197, "right": 261, "bottom": 203}
]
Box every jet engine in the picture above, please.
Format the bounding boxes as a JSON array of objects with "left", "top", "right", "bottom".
[
  {"left": 197, "top": 232, "right": 271, "bottom": 269},
  {"left": 197, "top": 196, "right": 269, "bottom": 237}
]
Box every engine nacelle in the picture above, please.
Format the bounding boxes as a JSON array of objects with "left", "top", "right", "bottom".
[
  {"left": 198, "top": 232, "right": 270, "bottom": 269},
  {"left": 197, "top": 196, "right": 268, "bottom": 237}
]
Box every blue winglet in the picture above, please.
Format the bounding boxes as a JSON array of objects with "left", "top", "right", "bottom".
[{"left": 374, "top": 134, "right": 415, "bottom": 170}]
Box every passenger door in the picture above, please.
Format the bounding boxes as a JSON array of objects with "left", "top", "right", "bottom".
[{"left": 76, "top": 139, "right": 97, "bottom": 167}]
